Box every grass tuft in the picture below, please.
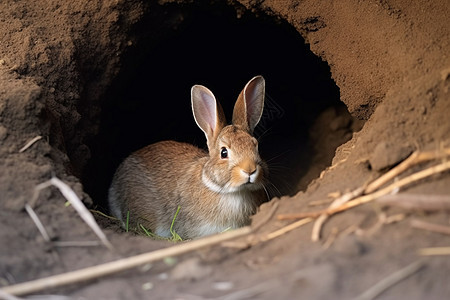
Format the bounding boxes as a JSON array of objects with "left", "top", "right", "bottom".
[{"left": 123, "top": 207, "right": 183, "bottom": 242}]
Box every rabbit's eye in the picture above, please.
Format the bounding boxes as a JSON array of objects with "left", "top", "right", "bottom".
[{"left": 220, "top": 147, "right": 228, "bottom": 159}]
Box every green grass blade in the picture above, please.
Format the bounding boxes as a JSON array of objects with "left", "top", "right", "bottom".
[
  {"left": 139, "top": 224, "right": 152, "bottom": 237},
  {"left": 125, "top": 211, "right": 130, "bottom": 232},
  {"left": 169, "top": 206, "right": 182, "bottom": 242}
]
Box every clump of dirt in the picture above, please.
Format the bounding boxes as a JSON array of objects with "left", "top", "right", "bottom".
[{"left": 0, "top": 0, "right": 449, "bottom": 299}]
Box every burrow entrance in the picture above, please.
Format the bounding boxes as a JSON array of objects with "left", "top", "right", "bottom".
[{"left": 79, "top": 2, "right": 363, "bottom": 212}]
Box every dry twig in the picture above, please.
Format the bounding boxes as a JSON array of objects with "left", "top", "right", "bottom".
[
  {"left": 24, "top": 204, "right": 52, "bottom": 242},
  {"left": 0, "top": 227, "right": 252, "bottom": 296},
  {"left": 276, "top": 148, "right": 450, "bottom": 241},
  {"left": 19, "top": 135, "right": 43, "bottom": 153},
  {"left": 365, "top": 148, "right": 450, "bottom": 194},
  {"left": 30, "top": 177, "right": 114, "bottom": 251},
  {"left": 223, "top": 201, "right": 311, "bottom": 249},
  {"left": 331, "top": 160, "right": 450, "bottom": 215},
  {"left": 259, "top": 217, "right": 313, "bottom": 243},
  {"left": 410, "top": 219, "right": 450, "bottom": 235},
  {"left": 353, "top": 260, "right": 425, "bottom": 300},
  {"left": 377, "top": 194, "right": 450, "bottom": 211},
  {"left": 311, "top": 187, "right": 365, "bottom": 241},
  {"left": 418, "top": 247, "right": 450, "bottom": 256},
  {"left": 6, "top": 202, "right": 288, "bottom": 296}
]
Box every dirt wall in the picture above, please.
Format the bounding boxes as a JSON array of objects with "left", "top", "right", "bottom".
[{"left": 244, "top": 0, "right": 450, "bottom": 119}]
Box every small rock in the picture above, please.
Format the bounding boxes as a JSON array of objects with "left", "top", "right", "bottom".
[{"left": 369, "top": 141, "right": 412, "bottom": 171}]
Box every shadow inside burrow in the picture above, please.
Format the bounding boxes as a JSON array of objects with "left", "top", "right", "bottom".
[{"left": 80, "top": 1, "right": 349, "bottom": 213}]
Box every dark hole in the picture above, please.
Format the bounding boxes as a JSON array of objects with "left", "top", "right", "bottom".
[{"left": 81, "top": 2, "right": 357, "bottom": 212}]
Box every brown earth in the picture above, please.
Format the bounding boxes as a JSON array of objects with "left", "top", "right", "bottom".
[{"left": 1, "top": 0, "right": 449, "bottom": 299}]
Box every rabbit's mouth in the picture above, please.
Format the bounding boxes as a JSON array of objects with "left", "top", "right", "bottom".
[
  {"left": 243, "top": 180, "right": 263, "bottom": 189},
  {"left": 236, "top": 172, "right": 265, "bottom": 191},
  {"left": 244, "top": 174, "right": 259, "bottom": 185}
]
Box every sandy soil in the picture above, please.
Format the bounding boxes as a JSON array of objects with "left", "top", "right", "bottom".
[{"left": 0, "top": 0, "right": 449, "bottom": 299}]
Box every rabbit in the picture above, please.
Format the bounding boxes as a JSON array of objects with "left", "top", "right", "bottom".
[{"left": 108, "top": 75, "right": 269, "bottom": 239}]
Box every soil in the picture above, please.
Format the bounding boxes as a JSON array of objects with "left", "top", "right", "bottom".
[{"left": 1, "top": 0, "right": 449, "bottom": 299}]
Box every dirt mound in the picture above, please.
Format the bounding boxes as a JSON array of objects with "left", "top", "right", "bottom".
[{"left": 0, "top": 0, "right": 449, "bottom": 299}]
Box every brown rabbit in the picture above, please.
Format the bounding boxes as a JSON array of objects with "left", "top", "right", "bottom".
[{"left": 108, "top": 76, "right": 268, "bottom": 239}]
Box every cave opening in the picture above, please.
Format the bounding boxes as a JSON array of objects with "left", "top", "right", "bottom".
[{"left": 81, "top": 1, "right": 359, "bottom": 212}]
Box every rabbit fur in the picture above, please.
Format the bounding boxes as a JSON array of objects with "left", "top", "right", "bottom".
[{"left": 108, "top": 75, "right": 268, "bottom": 239}]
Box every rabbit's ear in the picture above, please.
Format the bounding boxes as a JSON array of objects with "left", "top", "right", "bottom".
[
  {"left": 232, "top": 75, "right": 265, "bottom": 134},
  {"left": 191, "top": 85, "right": 226, "bottom": 149}
]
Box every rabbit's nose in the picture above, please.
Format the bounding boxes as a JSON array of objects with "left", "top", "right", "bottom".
[
  {"left": 240, "top": 160, "right": 257, "bottom": 175},
  {"left": 242, "top": 167, "right": 257, "bottom": 176},
  {"left": 239, "top": 160, "right": 260, "bottom": 184},
  {"left": 246, "top": 168, "right": 257, "bottom": 176}
]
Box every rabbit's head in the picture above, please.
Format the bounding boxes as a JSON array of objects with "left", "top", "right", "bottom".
[{"left": 191, "top": 76, "right": 267, "bottom": 194}]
